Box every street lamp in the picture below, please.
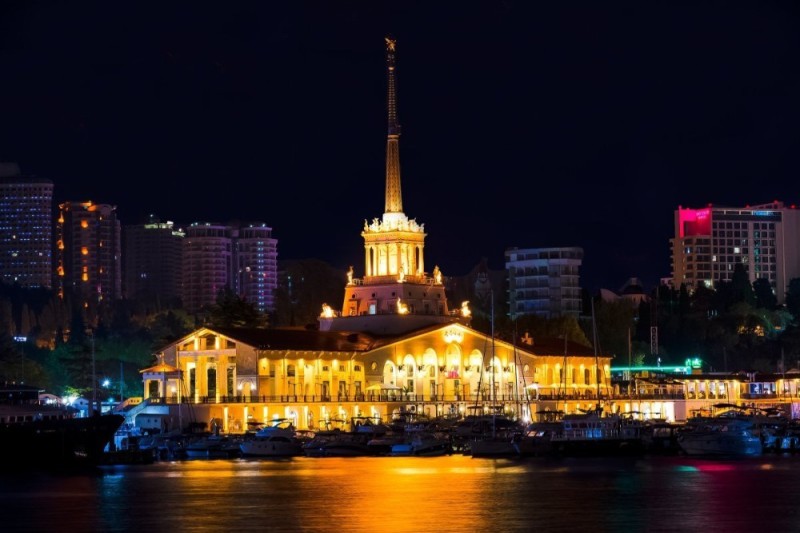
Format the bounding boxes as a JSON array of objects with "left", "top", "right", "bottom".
[
  {"left": 86, "top": 328, "right": 98, "bottom": 416},
  {"left": 12, "top": 335, "right": 26, "bottom": 383}
]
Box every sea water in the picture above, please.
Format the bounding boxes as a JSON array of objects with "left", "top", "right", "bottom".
[{"left": 2, "top": 454, "right": 799, "bottom": 532}]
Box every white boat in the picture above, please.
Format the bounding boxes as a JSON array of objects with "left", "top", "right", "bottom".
[
  {"left": 240, "top": 434, "right": 304, "bottom": 457},
  {"left": 303, "top": 431, "right": 373, "bottom": 457},
  {"left": 467, "top": 413, "right": 525, "bottom": 458},
  {"left": 184, "top": 434, "right": 242, "bottom": 459},
  {"left": 251, "top": 418, "right": 298, "bottom": 439},
  {"left": 390, "top": 431, "right": 452, "bottom": 456},
  {"left": 549, "top": 408, "right": 645, "bottom": 457},
  {"left": 514, "top": 421, "right": 561, "bottom": 457},
  {"left": 240, "top": 418, "right": 304, "bottom": 457},
  {"left": 677, "top": 417, "right": 762, "bottom": 457}
]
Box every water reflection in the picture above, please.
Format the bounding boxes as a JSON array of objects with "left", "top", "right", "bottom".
[{"left": 3, "top": 455, "right": 800, "bottom": 531}]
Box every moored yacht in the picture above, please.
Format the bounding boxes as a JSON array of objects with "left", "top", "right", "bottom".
[
  {"left": 0, "top": 384, "right": 124, "bottom": 470},
  {"left": 240, "top": 418, "right": 304, "bottom": 457},
  {"left": 549, "top": 407, "right": 645, "bottom": 457},
  {"left": 677, "top": 417, "right": 762, "bottom": 457}
]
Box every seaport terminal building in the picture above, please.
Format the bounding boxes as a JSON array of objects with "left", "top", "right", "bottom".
[{"left": 130, "top": 38, "right": 800, "bottom": 433}]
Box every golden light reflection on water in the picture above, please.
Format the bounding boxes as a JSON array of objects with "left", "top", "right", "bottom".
[
  {"left": 152, "top": 456, "right": 527, "bottom": 531},
  {"left": 7, "top": 455, "right": 800, "bottom": 532}
]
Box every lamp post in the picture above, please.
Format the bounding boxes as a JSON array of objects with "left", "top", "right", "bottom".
[
  {"left": 87, "top": 328, "right": 98, "bottom": 415},
  {"left": 12, "top": 335, "right": 26, "bottom": 383}
]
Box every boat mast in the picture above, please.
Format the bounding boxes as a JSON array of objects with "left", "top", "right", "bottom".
[
  {"left": 513, "top": 318, "right": 526, "bottom": 422},
  {"left": 591, "top": 298, "right": 602, "bottom": 405},
  {"left": 490, "top": 291, "right": 496, "bottom": 437},
  {"left": 562, "top": 331, "right": 568, "bottom": 414},
  {"left": 491, "top": 291, "right": 495, "bottom": 404}
]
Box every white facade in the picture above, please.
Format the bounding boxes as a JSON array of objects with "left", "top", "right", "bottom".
[
  {"left": 235, "top": 223, "right": 278, "bottom": 313},
  {"left": 505, "top": 246, "right": 584, "bottom": 318}
]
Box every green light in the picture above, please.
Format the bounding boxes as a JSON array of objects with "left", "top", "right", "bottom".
[{"left": 611, "top": 365, "right": 689, "bottom": 373}]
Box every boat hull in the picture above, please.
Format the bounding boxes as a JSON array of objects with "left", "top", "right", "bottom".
[
  {"left": 0, "top": 414, "right": 124, "bottom": 470},
  {"left": 678, "top": 433, "right": 762, "bottom": 457},
  {"left": 240, "top": 436, "right": 304, "bottom": 457}
]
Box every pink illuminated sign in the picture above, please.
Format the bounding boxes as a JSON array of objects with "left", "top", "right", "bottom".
[{"left": 678, "top": 208, "right": 711, "bottom": 237}]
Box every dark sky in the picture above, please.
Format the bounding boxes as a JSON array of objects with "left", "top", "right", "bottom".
[{"left": 2, "top": 1, "right": 800, "bottom": 294}]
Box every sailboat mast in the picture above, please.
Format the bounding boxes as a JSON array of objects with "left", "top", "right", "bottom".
[
  {"left": 591, "top": 298, "right": 601, "bottom": 402},
  {"left": 490, "top": 291, "right": 495, "bottom": 405},
  {"left": 562, "top": 332, "right": 568, "bottom": 413}
]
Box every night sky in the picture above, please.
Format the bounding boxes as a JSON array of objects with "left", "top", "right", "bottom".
[{"left": 2, "top": 1, "right": 799, "bottom": 293}]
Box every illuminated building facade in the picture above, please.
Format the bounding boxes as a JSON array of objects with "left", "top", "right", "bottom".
[
  {"left": 125, "top": 40, "right": 800, "bottom": 433},
  {"left": 132, "top": 38, "right": 617, "bottom": 433},
  {"left": 319, "top": 36, "right": 454, "bottom": 335},
  {"left": 182, "top": 221, "right": 279, "bottom": 314},
  {"left": 123, "top": 215, "right": 185, "bottom": 302},
  {"left": 0, "top": 164, "right": 53, "bottom": 288},
  {"left": 505, "top": 247, "right": 583, "bottom": 318},
  {"left": 235, "top": 223, "right": 278, "bottom": 313},
  {"left": 670, "top": 201, "right": 800, "bottom": 303},
  {"left": 182, "top": 223, "right": 234, "bottom": 314},
  {"left": 56, "top": 201, "right": 122, "bottom": 304}
]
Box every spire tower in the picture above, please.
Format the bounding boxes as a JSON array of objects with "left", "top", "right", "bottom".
[
  {"left": 318, "top": 37, "right": 467, "bottom": 335},
  {"left": 385, "top": 36, "right": 402, "bottom": 214}
]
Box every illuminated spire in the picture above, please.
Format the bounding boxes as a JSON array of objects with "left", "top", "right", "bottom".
[{"left": 385, "top": 36, "right": 402, "bottom": 214}]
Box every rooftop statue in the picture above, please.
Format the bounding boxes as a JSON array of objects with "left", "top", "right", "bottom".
[{"left": 433, "top": 265, "right": 442, "bottom": 284}]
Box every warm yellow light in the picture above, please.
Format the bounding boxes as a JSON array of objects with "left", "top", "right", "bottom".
[
  {"left": 81, "top": 247, "right": 88, "bottom": 255},
  {"left": 82, "top": 273, "right": 88, "bottom": 281},
  {"left": 433, "top": 265, "right": 442, "bottom": 284},
  {"left": 443, "top": 327, "right": 463, "bottom": 344},
  {"left": 461, "top": 301, "right": 471, "bottom": 318},
  {"left": 320, "top": 303, "right": 335, "bottom": 318},
  {"left": 80, "top": 220, "right": 89, "bottom": 228},
  {"left": 397, "top": 299, "right": 409, "bottom": 314}
]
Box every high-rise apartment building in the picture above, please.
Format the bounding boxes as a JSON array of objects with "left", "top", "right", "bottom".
[
  {"left": 182, "top": 223, "right": 234, "bottom": 314},
  {"left": 235, "top": 223, "right": 278, "bottom": 313},
  {"left": 123, "top": 216, "right": 185, "bottom": 303},
  {"left": 0, "top": 164, "right": 54, "bottom": 288},
  {"left": 182, "top": 222, "right": 279, "bottom": 314},
  {"left": 505, "top": 246, "right": 584, "bottom": 318},
  {"left": 670, "top": 201, "right": 800, "bottom": 303},
  {"left": 56, "top": 201, "right": 122, "bottom": 304}
]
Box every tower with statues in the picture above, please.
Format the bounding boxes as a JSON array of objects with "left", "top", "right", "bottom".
[
  {"left": 135, "top": 38, "right": 622, "bottom": 437},
  {"left": 319, "top": 37, "right": 464, "bottom": 335}
]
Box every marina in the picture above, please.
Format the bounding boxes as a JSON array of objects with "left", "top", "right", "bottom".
[{"left": 102, "top": 401, "right": 800, "bottom": 464}]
